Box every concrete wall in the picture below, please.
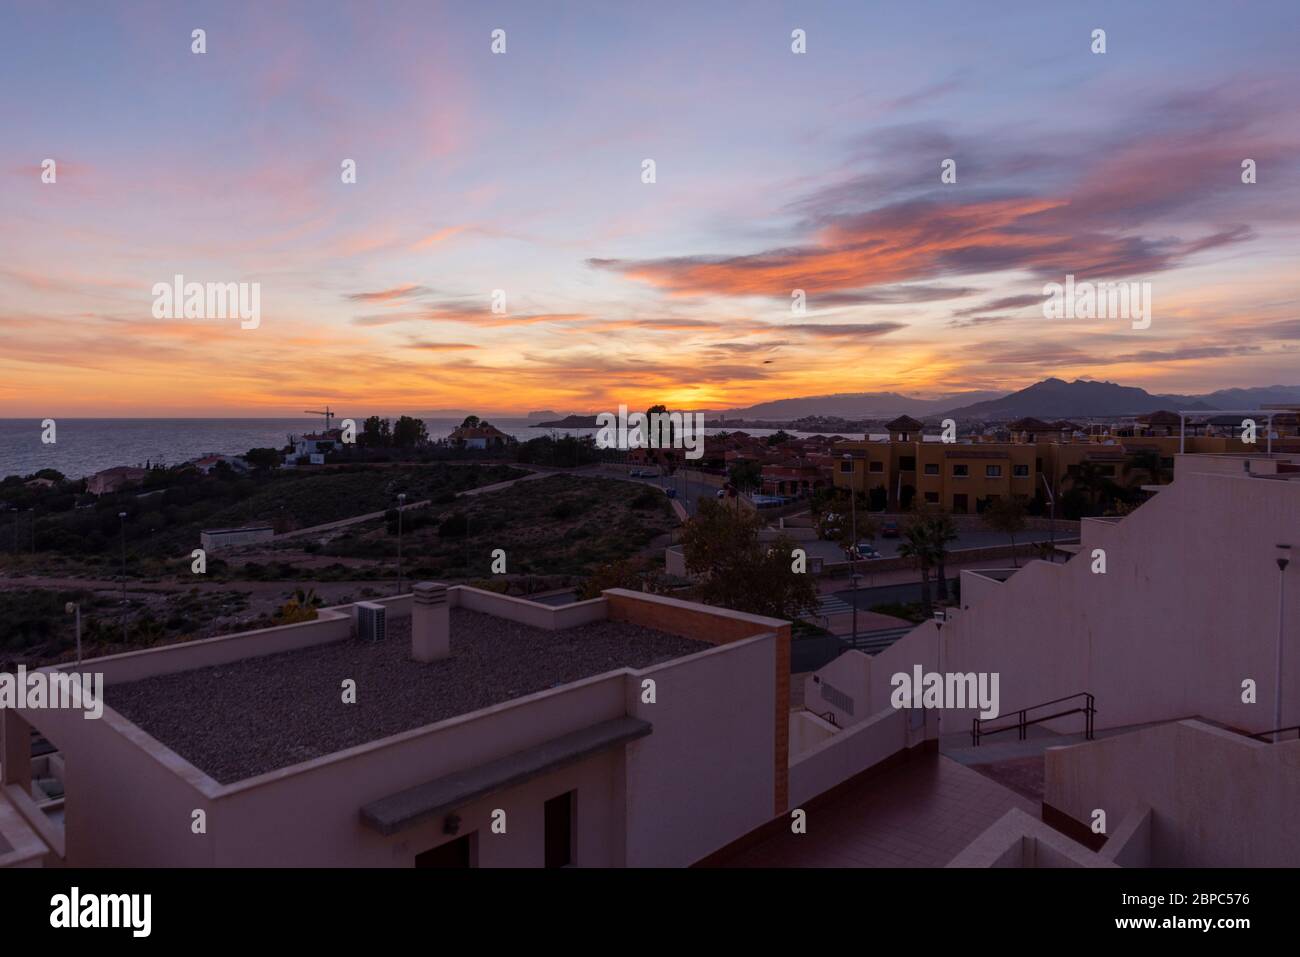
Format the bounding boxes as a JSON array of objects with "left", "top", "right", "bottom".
[
  {"left": 451, "top": 586, "right": 607, "bottom": 630},
  {"left": 0, "top": 786, "right": 47, "bottom": 867},
  {"left": 788, "top": 706, "right": 920, "bottom": 808},
  {"left": 802, "top": 650, "right": 873, "bottom": 727},
  {"left": 624, "top": 637, "right": 777, "bottom": 866},
  {"left": 9, "top": 696, "right": 215, "bottom": 867},
  {"left": 200, "top": 526, "right": 274, "bottom": 551},
  {"left": 789, "top": 711, "right": 838, "bottom": 757},
  {"left": 947, "top": 808, "right": 1118, "bottom": 868},
  {"left": 604, "top": 589, "right": 791, "bottom": 815},
  {"left": 11, "top": 587, "right": 795, "bottom": 868},
  {"left": 850, "top": 469, "right": 1300, "bottom": 736},
  {"left": 1045, "top": 720, "right": 1300, "bottom": 866},
  {"left": 208, "top": 672, "right": 632, "bottom": 867}
]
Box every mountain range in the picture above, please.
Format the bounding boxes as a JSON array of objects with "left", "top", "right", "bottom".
[
  {"left": 712, "top": 380, "right": 1300, "bottom": 422},
  {"left": 710, "top": 391, "right": 1005, "bottom": 420}
]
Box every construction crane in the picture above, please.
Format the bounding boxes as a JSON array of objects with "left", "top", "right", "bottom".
[{"left": 305, "top": 407, "right": 335, "bottom": 432}]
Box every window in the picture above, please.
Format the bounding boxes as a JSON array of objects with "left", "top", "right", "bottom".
[
  {"left": 839, "top": 460, "right": 853, "bottom": 473},
  {"left": 952, "top": 493, "right": 969, "bottom": 513},
  {"left": 953, "top": 464, "right": 969, "bottom": 477},
  {"left": 899, "top": 456, "right": 916, "bottom": 471},
  {"left": 924, "top": 463, "right": 940, "bottom": 476},
  {"left": 1013, "top": 464, "right": 1029, "bottom": 477},
  {"left": 544, "top": 791, "right": 574, "bottom": 868},
  {"left": 868, "top": 461, "right": 883, "bottom": 473},
  {"left": 924, "top": 491, "right": 939, "bottom": 504},
  {"left": 986, "top": 465, "right": 1002, "bottom": 477},
  {"left": 1036, "top": 457, "right": 1043, "bottom": 473}
]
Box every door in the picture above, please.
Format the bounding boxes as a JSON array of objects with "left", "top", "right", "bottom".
[
  {"left": 544, "top": 791, "right": 574, "bottom": 868},
  {"left": 416, "top": 834, "right": 473, "bottom": 868}
]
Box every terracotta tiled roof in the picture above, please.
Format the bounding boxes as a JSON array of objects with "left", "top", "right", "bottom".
[{"left": 1137, "top": 410, "right": 1181, "bottom": 427}]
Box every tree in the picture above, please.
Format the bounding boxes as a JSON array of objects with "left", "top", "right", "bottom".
[
  {"left": 917, "top": 508, "right": 957, "bottom": 599},
  {"left": 392, "top": 416, "right": 428, "bottom": 448},
  {"left": 244, "top": 447, "right": 283, "bottom": 470},
  {"left": 982, "top": 496, "right": 1028, "bottom": 567},
  {"left": 1125, "top": 449, "right": 1171, "bottom": 487},
  {"left": 577, "top": 557, "right": 670, "bottom": 600},
  {"left": 460, "top": 415, "right": 481, "bottom": 429},
  {"left": 1071, "top": 461, "right": 1120, "bottom": 513},
  {"left": 360, "top": 416, "right": 392, "bottom": 448},
  {"left": 898, "top": 514, "right": 940, "bottom": 617},
  {"left": 812, "top": 489, "right": 867, "bottom": 543},
  {"left": 679, "top": 499, "right": 817, "bottom": 621},
  {"left": 728, "top": 459, "right": 762, "bottom": 494},
  {"left": 645, "top": 404, "right": 673, "bottom": 449},
  {"left": 766, "top": 430, "right": 791, "bottom": 446}
]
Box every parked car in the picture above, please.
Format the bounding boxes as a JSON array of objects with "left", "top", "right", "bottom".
[
  {"left": 854, "top": 542, "right": 881, "bottom": 559},
  {"left": 881, "top": 520, "right": 900, "bottom": 538},
  {"left": 716, "top": 488, "right": 727, "bottom": 499}
]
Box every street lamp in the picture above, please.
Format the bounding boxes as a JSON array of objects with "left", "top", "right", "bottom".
[
  {"left": 1040, "top": 473, "right": 1056, "bottom": 562},
  {"left": 118, "top": 511, "right": 128, "bottom": 642},
  {"left": 1274, "top": 543, "right": 1292, "bottom": 742},
  {"left": 65, "top": 601, "right": 82, "bottom": 664},
  {"left": 843, "top": 454, "right": 859, "bottom": 643},
  {"left": 396, "top": 493, "right": 407, "bottom": 595}
]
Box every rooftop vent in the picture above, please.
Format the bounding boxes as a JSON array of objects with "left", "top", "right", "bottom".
[{"left": 412, "top": 582, "right": 450, "bottom": 662}]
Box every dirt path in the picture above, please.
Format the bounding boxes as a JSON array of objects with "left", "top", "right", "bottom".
[{"left": 273, "top": 469, "right": 550, "bottom": 540}]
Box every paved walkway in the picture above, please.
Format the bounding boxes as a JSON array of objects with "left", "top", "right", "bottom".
[{"left": 721, "top": 754, "right": 1035, "bottom": 867}]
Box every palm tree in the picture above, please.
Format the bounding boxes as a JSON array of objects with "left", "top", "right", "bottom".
[
  {"left": 924, "top": 510, "right": 958, "bottom": 600},
  {"left": 1071, "top": 461, "right": 1121, "bottom": 513},
  {"left": 899, "top": 516, "right": 940, "bottom": 617},
  {"left": 1125, "top": 449, "right": 1171, "bottom": 487}
]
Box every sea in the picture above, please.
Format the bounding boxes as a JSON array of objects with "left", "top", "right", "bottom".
[{"left": 0, "top": 418, "right": 852, "bottom": 480}]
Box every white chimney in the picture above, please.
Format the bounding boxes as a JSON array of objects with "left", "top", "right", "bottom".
[{"left": 411, "top": 582, "right": 450, "bottom": 661}]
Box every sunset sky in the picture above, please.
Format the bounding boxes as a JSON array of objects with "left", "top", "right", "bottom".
[{"left": 2, "top": 0, "right": 1298, "bottom": 417}]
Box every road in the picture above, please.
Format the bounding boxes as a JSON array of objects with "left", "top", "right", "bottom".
[{"left": 577, "top": 466, "right": 721, "bottom": 517}]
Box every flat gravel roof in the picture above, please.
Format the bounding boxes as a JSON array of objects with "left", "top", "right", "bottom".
[{"left": 106, "top": 608, "right": 708, "bottom": 784}]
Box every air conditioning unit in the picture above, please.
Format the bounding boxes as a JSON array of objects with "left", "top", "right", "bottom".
[{"left": 356, "top": 602, "right": 386, "bottom": 642}]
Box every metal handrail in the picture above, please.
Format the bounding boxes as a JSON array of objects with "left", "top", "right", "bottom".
[
  {"left": 814, "top": 710, "right": 841, "bottom": 729},
  {"left": 971, "top": 692, "right": 1095, "bottom": 746}
]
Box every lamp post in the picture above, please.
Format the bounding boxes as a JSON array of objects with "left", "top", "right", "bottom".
[
  {"left": 65, "top": 601, "right": 82, "bottom": 664},
  {"left": 118, "top": 511, "right": 128, "bottom": 642},
  {"left": 844, "top": 454, "right": 858, "bottom": 643},
  {"left": 1275, "top": 543, "right": 1292, "bottom": 742},
  {"left": 1040, "top": 473, "right": 1056, "bottom": 562},
  {"left": 396, "top": 492, "right": 406, "bottom": 595}
]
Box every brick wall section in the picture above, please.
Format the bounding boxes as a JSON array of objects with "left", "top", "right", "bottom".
[{"left": 602, "top": 590, "right": 791, "bottom": 816}]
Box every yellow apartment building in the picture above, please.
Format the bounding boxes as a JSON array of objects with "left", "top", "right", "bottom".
[{"left": 832, "top": 414, "right": 1276, "bottom": 513}]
